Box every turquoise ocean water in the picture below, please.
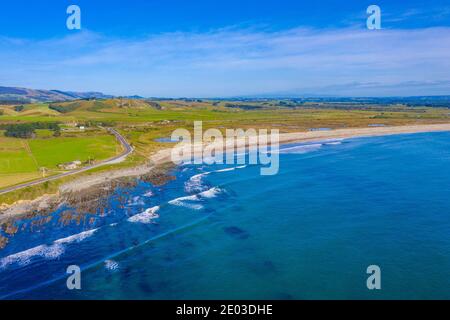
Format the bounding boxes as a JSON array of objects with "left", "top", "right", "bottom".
[{"left": 1, "top": 132, "right": 450, "bottom": 299}]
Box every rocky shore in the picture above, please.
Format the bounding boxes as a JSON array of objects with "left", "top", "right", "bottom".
[{"left": 0, "top": 162, "right": 176, "bottom": 224}]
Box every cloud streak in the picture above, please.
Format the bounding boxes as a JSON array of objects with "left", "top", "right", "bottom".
[{"left": 1, "top": 26, "right": 450, "bottom": 97}]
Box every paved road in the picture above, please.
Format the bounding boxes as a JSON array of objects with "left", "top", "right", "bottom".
[{"left": 0, "top": 128, "right": 133, "bottom": 195}]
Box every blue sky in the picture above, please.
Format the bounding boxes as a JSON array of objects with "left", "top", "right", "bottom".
[{"left": 1, "top": 0, "right": 450, "bottom": 97}]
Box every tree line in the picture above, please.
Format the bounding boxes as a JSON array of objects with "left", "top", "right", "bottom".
[{"left": 1, "top": 122, "right": 61, "bottom": 138}]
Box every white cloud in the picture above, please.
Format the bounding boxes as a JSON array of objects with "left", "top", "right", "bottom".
[{"left": 1, "top": 26, "right": 449, "bottom": 96}]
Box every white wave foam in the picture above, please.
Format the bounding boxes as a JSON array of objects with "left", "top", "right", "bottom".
[
  {"left": 198, "top": 187, "right": 222, "bottom": 198},
  {"left": 127, "top": 206, "right": 160, "bottom": 224},
  {"left": 104, "top": 259, "right": 120, "bottom": 271},
  {"left": 214, "top": 167, "right": 236, "bottom": 173},
  {"left": 143, "top": 190, "right": 154, "bottom": 197},
  {"left": 0, "top": 228, "right": 98, "bottom": 269},
  {"left": 184, "top": 173, "right": 210, "bottom": 194},
  {"left": 213, "top": 165, "right": 247, "bottom": 173},
  {"left": 55, "top": 228, "right": 98, "bottom": 245},
  {"left": 128, "top": 196, "right": 145, "bottom": 206},
  {"left": 175, "top": 202, "right": 204, "bottom": 210},
  {"left": 192, "top": 172, "right": 210, "bottom": 179},
  {"left": 279, "top": 143, "right": 323, "bottom": 154},
  {"left": 0, "top": 244, "right": 64, "bottom": 269},
  {"left": 169, "top": 187, "right": 223, "bottom": 210},
  {"left": 168, "top": 195, "right": 203, "bottom": 210},
  {"left": 171, "top": 194, "right": 199, "bottom": 202},
  {"left": 185, "top": 165, "right": 247, "bottom": 193}
]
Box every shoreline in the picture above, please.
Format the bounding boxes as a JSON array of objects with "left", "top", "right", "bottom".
[
  {"left": 149, "top": 123, "right": 450, "bottom": 164},
  {"left": 2, "top": 123, "right": 450, "bottom": 221}
]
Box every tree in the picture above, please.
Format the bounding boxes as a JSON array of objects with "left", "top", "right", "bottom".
[
  {"left": 2, "top": 122, "right": 62, "bottom": 139},
  {"left": 14, "top": 105, "right": 24, "bottom": 112}
]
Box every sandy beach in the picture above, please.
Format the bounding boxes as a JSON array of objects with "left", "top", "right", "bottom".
[
  {"left": 2, "top": 123, "right": 450, "bottom": 220},
  {"left": 150, "top": 123, "right": 450, "bottom": 164}
]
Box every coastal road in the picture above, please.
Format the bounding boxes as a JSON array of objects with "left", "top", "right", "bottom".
[{"left": 0, "top": 128, "right": 134, "bottom": 195}]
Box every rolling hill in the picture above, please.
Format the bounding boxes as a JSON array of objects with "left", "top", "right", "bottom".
[{"left": 0, "top": 86, "right": 113, "bottom": 103}]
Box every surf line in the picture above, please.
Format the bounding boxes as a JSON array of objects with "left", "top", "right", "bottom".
[
  {"left": 0, "top": 214, "right": 213, "bottom": 300},
  {"left": 170, "top": 121, "right": 280, "bottom": 175}
]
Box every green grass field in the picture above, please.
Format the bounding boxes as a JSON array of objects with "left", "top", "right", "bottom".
[
  {"left": 28, "top": 136, "right": 118, "bottom": 167},
  {"left": 0, "top": 133, "right": 119, "bottom": 189},
  {"left": 0, "top": 138, "right": 38, "bottom": 173}
]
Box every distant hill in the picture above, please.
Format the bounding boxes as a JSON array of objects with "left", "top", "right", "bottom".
[
  {"left": 47, "top": 98, "right": 159, "bottom": 114},
  {"left": 0, "top": 86, "right": 114, "bottom": 103}
]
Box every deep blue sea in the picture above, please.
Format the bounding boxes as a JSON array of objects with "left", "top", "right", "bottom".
[{"left": 1, "top": 132, "right": 450, "bottom": 300}]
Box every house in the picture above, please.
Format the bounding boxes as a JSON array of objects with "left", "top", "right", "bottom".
[{"left": 58, "top": 160, "right": 82, "bottom": 170}]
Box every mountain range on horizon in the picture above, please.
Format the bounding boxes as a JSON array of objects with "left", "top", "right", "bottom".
[
  {"left": 0, "top": 86, "right": 117, "bottom": 103},
  {"left": 1, "top": 85, "right": 450, "bottom": 106}
]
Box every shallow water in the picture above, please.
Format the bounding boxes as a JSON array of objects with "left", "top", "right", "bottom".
[{"left": 1, "top": 132, "right": 450, "bottom": 299}]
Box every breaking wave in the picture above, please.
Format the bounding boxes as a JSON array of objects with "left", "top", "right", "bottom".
[
  {"left": 214, "top": 167, "right": 236, "bottom": 173},
  {"left": 184, "top": 165, "right": 247, "bottom": 193},
  {"left": 198, "top": 187, "right": 222, "bottom": 198},
  {"left": 127, "top": 206, "right": 160, "bottom": 224},
  {"left": 184, "top": 172, "right": 211, "bottom": 194},
  {"left": 0, "top": 229, "right": 98, "bottom": 269},
  {"left": 54, "top": 228, "right": 99, "bottom": 244},
  {"left": 169, "top": 187, "right": 223, "bottom": 210}
]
